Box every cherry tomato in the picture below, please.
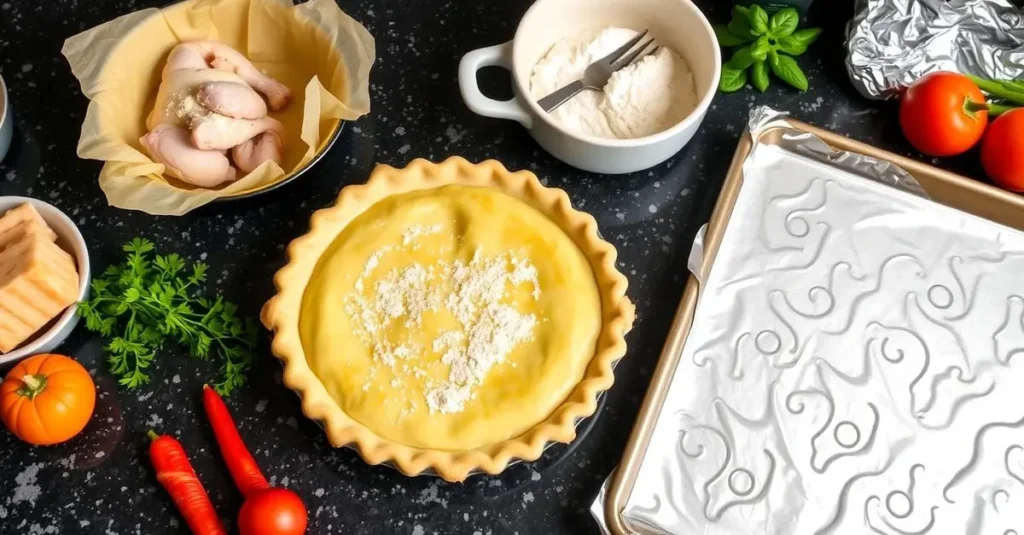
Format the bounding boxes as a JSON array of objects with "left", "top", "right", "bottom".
[
  {"left": 237, "top": 488, "right": 308, "bottom": 535},
  {"left": 981, "top": 108, "right": 1024, "bottom": 192},
  {"left": 899, "top": 72, "right": 988, "bottom": 157}
]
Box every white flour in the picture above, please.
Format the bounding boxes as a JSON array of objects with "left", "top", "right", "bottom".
[
  {"left": 529, "top": 27, "right": 698, "bottom": 140},
  {"left": 343, "top": 230, "right": 541, "bottom": 416}
]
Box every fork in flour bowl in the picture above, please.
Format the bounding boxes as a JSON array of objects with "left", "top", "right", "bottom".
[{"left": 535, "top": 30, "right": 659, "bottom": 113}]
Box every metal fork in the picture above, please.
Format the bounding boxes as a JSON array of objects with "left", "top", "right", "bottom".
[{"left": 537, "top": 30, "right": 659, "bottom": 114}]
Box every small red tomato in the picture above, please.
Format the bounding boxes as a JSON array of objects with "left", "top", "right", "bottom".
[
  {"left": 899, "top": 72, "right": 988, "bottom": 157},
  {"left": 238, "top": 488, "right": 308, "bottom": 535},
  {"left": 981, "top": 108, "right": 1024, "bottom": 191}
]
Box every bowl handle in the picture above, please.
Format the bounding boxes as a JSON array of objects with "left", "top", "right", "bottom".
[{"left": 458, "top": 41, "right": 533, "bottom": 128}]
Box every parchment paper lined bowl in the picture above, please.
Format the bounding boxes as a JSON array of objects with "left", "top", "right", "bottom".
[
  {"left": 0, "top": 197, "right": 91, "bottom": 367},
  {"left": 61, "top": 0, "right": 374, "bottom": 215}
]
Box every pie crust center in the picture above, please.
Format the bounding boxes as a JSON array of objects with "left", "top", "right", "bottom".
[{"left": 299, "top": 184, "right": 602, "bottom": 451}]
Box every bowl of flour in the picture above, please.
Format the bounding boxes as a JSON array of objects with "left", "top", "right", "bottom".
[{"left": 458, "top": 0, "right": 720, "bottom": 174}]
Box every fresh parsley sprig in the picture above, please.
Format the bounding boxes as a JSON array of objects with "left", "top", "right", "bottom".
[
  {"left": 715, "top": 6, "right": 821, "bottom": 93},
  {"left": 77, "top": 238, "right": 257, "bottom": 395}
]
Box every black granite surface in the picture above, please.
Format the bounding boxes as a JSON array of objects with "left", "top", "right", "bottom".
[{"left": 0, "top": 1, "right": 992, "bottom": 534}]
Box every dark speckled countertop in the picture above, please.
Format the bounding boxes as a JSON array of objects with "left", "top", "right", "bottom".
[{"left": 0, "top": 1, "right": 990, "bottom": 534}]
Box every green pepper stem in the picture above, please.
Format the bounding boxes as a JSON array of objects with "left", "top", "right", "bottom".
[
  {"left": 987, "top": 101, "right": 1018, "bottom": 116},
  {"left": 969, "top": 75, "right": 1024, "bottom": 105}
]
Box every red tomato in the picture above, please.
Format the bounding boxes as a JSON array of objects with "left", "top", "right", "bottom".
[
  {"left": 899, "top": 72, "right": 988, "bottom": 157},
  {"left": 237, "top": 488, "right": 308, "bottom": 535},
  {"left": 981, "top": 108, "right": 1024, "bottom": 191}
]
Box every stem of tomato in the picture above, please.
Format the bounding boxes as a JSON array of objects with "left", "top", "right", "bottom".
[
  {"left": 963, "top": 97, "right": 992, "bottom": 119},
  {"left": 17, "top": 374, "right": 48, "bottom": 400}
]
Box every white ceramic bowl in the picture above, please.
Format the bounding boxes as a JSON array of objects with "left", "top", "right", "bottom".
[
  {"left": 0, "top": 74, "right": 11, "bottom": 163},
  {"left": 0, "top": 197, "right": 91, "bottom": 366},
  {"left": 458, "top": 0, "right": 721, "bottom": 175}
]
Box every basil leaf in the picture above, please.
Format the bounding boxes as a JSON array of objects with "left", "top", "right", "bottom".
[
  {"left": 786, "top": 28, "right": 822, "bottom": 50},
  {"left": 732, "top": 5, "right": 751, "bottom": 20},
  {"left": 768, "top": 8, "right": 799, "bottom": 38},
  {"left": 751, "top": 36, "right": 771, "bottom": 61},
  {"left": 719, "top": 67, "right": 748, "bottom": 93},
  {"left": 748, "top": 5, "right": 769, "bottom": 35},
  {"left": 728, "top": 46, "right": 755, "bottom": 70},
  {"left": 751, "top": 61, "right": 770, "bottom": 92},
  {"left": 714, "top": 24, "right": 748, "bottom": 47},
  {"left": 770, "top": 54, "right": 808, "bottom": 91},
  {"left": 777, "top": 35, "right": 809, "bottom": 55},
  {"left": 728, "top": 17, "right": 757, "bottom": 42}
]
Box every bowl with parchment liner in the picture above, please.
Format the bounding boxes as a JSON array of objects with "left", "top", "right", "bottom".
[
  {"left": 61, "top": 0, "right": 374, "bottom": 215},
  {"left": 459, "top": 0, "right": 721, "bottom": 174}
]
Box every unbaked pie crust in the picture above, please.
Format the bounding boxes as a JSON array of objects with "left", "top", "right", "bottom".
[{"left": 262, "top": 157, "right": 634, "bottom": 482}]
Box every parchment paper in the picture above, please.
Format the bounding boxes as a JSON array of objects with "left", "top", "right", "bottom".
[{"left": 62, "top": 0, "right": 375, "bottom": 215}]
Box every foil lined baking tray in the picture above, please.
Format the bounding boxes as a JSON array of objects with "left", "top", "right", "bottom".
[{"left": 593, "top": 109, "right": 1024, "bottom": 534}]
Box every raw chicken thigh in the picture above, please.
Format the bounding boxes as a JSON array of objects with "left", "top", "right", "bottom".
[{"left": 140, "top": 41, "right": 291, "bottom": 187}]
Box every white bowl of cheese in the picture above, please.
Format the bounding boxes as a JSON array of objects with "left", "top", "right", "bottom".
[{"left": 0, "top": 197, "right": 90, "bottom": 366}]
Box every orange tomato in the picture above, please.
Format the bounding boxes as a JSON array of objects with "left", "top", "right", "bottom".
[{"left": 1, "top": 354, "right": 96, "bottom": 445}]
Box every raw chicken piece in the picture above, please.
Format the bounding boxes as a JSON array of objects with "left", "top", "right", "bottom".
[
  {"left": 192, "top": 116, "right": 283, "bottom": 152},
  {"left": 196, "top": 81, "right": 267, "bottom": 120},
  {"left": 232, "top": 132, "right": 284, "bottom": 174},
  {"left": 140, "top": 125, "right": 237, "bottom": 188},
  {"left": 142, "top": 41, "right": 291, "bottom": 187}
]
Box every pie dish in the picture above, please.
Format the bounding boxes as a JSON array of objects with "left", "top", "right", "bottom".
[{"left": 262, "top": 157, "right": 634, "bottom": 481}]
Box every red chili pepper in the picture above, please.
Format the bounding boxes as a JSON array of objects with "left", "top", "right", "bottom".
[
  {"left": 147, "top": 430, "right": 227, "bottom": 535},
  {"left": 203, "top": 386, "right": 308, "bottom": 535},
  {"left": 202, "top": 385, "right": 269, "bottom": 497}
]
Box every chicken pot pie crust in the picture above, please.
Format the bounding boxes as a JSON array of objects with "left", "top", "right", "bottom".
[{"left": 262, "top": 157, "right": 634, "bottom": 482}]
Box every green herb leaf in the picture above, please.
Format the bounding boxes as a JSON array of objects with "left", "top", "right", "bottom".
[
  {"left": 777, "top": 36, "right": 808, "bottom": 55},
  {"left": 728, "top": 17, "right": 757, "bottom": 42},
  {"left": 732, "top": 5, "right": 751, "bottom": 20},
  {"left": 781, "top": 28, "right": 822, "bottom": 54},
  {"left": 768, "top": 8, "right": 800, "bottom": 38},
  {"left": 751, "top": 60, "right": 770, "bottom": 92},
  {"left": 727, "top": 46, "right": 756, "bottom": 70},
  {"left": 770, "top": 53, "right": 808, "bottom": 91},
  {"left": 748, "top": 5, "right": 769, "bottom": 35},
  {"left": 719, "top": 66, "right": 748, "bottom": 93},
  {"left": 714, "top": 24, "right": 748, "bottom": 47},
  {"left": 751, "top": 36, "right": 771, "bottom": 61},
  {"left": 124, "top": 287, "right": 141, "bottom": 303},
  {"left": 77, "top": 238, "right": 255, "bottom": 395}
]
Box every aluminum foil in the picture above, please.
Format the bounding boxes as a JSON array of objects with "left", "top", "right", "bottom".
[
  {"left": 846, "top": 0, "right": 1024, "bottom": 99},
  {"left": 591, "top": 108, "right": 1024, "bottom": 533}
]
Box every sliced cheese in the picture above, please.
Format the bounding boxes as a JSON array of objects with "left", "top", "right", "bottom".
[
  {"left": 0, "top": 204, "right": 56, "bottom": 255},
  {"left": 0, "top": 219, "right": 55, "bottom": 252},
  {"left": 0, "top": 232, "right": 80, "bottom": 353},
  {"left": 0, "top": 204, "right": 53, "bottom": 239}
]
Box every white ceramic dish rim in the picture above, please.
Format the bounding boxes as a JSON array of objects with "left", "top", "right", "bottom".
[
  {"left": 0, "top": 73, "right": 8, "bottom": 130},
  {"left": 512, "top": 0, "right": 721, "bottom": 149},
  {"left": 0, "top": 196, "right": 91, "bottom": 366}
]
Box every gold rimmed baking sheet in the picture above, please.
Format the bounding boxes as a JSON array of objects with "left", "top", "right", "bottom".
[{"left": 601, "top": 118, "right": 1024, "bottom": 535}]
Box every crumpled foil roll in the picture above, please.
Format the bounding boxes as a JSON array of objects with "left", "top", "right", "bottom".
[{"left": 846, "top": 0, "right": 1024, "bottom": 99}]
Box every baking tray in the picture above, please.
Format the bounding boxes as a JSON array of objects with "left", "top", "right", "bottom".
[{"left": 601, "top": 118, "right": 1024, "bottom": 534}]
